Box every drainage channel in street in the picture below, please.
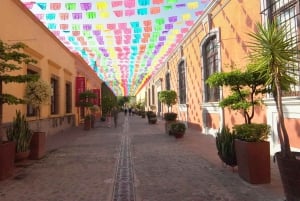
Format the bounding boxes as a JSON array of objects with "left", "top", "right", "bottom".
[{"left": 112, "top": 136, "right": 135, "bottom": 201}]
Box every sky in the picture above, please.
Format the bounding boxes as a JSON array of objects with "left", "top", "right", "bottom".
[{"left": 20, "top": 0, "right": 212, "bottom": 96}]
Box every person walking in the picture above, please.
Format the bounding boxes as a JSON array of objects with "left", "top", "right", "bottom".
[
  {"left": 128, "top": 107, "right": 132, "bottom": 116},
  {"left": 112, "top": 106, "right": 119, "bottom": 128},
  {"left": 124, "top": 105, "right": 128, "bottom": 116}
]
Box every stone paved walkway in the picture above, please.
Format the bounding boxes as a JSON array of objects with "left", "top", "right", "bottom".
[{"left": 0, "top": 113, "right": 285, "bottom": 201}]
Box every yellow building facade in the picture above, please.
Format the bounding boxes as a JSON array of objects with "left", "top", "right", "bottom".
[
  {"left": 139, "top": 0, "right": 300, "bottom": 154},
  {"left": 0, "top": 0, "right": 102, "bottom": 135}
]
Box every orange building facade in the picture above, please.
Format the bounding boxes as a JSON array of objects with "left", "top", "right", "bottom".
[
  {"left": 138, "top": 0, "right": 300, "bottom": 154},
  {"left": 0, "top": 0, "right": 102, "bottom": 135}
]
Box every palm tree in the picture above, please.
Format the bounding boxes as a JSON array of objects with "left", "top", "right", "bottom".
[{"left": 248, "top": 21, "right": 299, "bottom": 159}]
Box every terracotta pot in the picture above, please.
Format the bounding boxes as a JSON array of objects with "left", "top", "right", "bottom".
[
  {"left": 0, "top": 141, "right": 15, "bottom": 180},
  {"left": 276, "top": 152, "right": 300, "bottom": 201},
  {"left": 234, "top": 139, "right": 270, "bottom": 184},
  {"left": 30, "top": 131, "right": 46, "bottom": 160},
  {"left": 15, "top": 150, "right": 30, "bottom": 162}
]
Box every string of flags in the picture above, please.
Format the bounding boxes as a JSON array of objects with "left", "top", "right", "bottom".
[{"left": 21, "top": 0, "right": 211, "bottom": 95}]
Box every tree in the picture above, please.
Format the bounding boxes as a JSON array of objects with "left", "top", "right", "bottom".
[
  {"left": 0, "top": 40, "right": 39, "bottom": 141},
  {"left": 24, "top": 79, "right": 51, "bottom": 131},
  {"left": 101, "top": 82, "right": 117, "bottom": 116},
  {"left": 206, "top": 64, "right": 267, "bottom": 124},
  {"left": 158, "top": 90, "right": 177, "bottom": 113},
  {"left": 248, "top": 22, "right": 299, "bottom": 159},
  {"left": 79, "top": 90, "right": 97, "bottom": 114}
]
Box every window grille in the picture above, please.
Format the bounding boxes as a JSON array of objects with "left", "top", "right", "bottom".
[
  {"left": 51, "top": 77, "right": 59, "bottom": 114},
  {"left": 261, "top": 0, "right": 300, "bottom": 96},
  {"left": 203, "top": 36, "right": 220, "bottom": 102},
  {"left": 178, "top": 61, "right": 186, "bottom": 104},
  {"left": 65, "top": 82, "right": 72, "bottom": 113},
  {"left": 165, "top": 72, "right": 170, "bottom": 90}
]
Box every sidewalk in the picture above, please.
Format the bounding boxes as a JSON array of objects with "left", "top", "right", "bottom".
[{"left": 0, "top": 112, "right": 284, "bottom": 201}]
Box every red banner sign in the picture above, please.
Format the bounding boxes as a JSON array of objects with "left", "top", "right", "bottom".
[{"left": 75, "top": 77, "right": 86, "bottom": 107}]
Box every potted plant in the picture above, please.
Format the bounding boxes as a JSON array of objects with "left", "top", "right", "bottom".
[
  {"left": 84, "top": 115, "right": 92, "bottom": 130},
  {"left": 206, "top": 63, "right": 271, "bottom": 184},
  {"left": 6, "top": 110, "right": 33, "bottom": 162},
  {"left": 215, "top": 126, "right": 237, "bottom": 169},
  {"left": 233, "top": 123, "right": 271, "bottom": 183},
  {"left": 170, "top": 122, "right": 186, "bottom": 138},
  {"left": 159, "top": 90, "right": 177, "bottom": 134},
  {"left": 0, "top": 41, "right": 38, "bottom": 180},
  {"left": 147, "top": 111, "right": 157, "bottom": 124},
  {"left": 140, "top": 110, "right": 146, "bottom": 118},
  {"left": 90, "top": 105, "right": 100, "bottom": 128},
  {"left": 24, "top": 79, "right": 51, "bottom": 159},
  {"left": 248, "top": 21, "right": 300, "bottom": 200}
]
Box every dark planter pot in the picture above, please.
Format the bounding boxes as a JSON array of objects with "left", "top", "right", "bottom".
[
  {"left": 235, "top": 139, "right": 270, "bottom": 184},
  {"left": 0, "top": 141, "right": 15, "bottom": 180},
  {"left": 148, "top": 118, "right": 157, "bottom": 124},
  {"left": 84, "top": 119, "right": 91, "bottom": 130},
  {"left": 15, "top": 150, "right": 30, "bottom": 162},
  {"left": 275, "top": 152, "right": 300, "bottom": 201},
  {"left": 30, "top": 131, "right": 46, "bottom": 160},
  {"left": 173, "top": 132, "right": 185, "bottom": 138},
  {"left": 165, "top": 120, "right": 176, "bottom": 135}
]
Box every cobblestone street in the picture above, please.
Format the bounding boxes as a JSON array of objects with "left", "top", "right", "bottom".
[{"left": 0, "top": 113, "right": 285, "bottom": 201}]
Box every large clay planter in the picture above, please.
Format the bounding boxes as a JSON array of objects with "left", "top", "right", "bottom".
[
  {"left": 0, "top": 141, "right": 15, "bottom": 180},
  {"left": 235, "top": 139, "right": 270, "bottom": 184},
  {"left": 30, "top": 131, "right": 46, "bottom": 160},
  {"left": 275, "top": 152, "right": 300, "bottom": 201}
]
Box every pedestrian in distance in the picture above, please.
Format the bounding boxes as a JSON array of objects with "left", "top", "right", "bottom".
[
  {"left": 128, "top": 107, "right": 132, "bottom": 116},
  {"left": 124, "top": 106, "right": 128, "bottom": 116}
]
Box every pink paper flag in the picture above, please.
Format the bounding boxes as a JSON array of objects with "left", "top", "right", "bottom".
[
  {"left": 124, "top": 0, "right": 135, "bottom": 8},
  {"left": 125, "top": 9, "right": 135, "bottom": 16},
  {"left": 114, "top": 10, "right": 123, "bottom": 17},
  {"left": 112, "top": 1, "right": 123, "bottom": 7}
]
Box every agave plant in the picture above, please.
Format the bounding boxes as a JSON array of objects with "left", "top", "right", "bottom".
[
  {"left": 248, "top": 21, "right": 300, "bottom": 159},
  {"left": 6, "top": 110, "right": 33, "bottom": 153},
  {"left": 215, "top": 127, "right": 237, "bottom": 167}
]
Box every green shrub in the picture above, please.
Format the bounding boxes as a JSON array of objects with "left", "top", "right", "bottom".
[
  {"left": 170, "top": 122, "right": 186, "bottom": 133},
  {"left": 164, "top": 112, "right": 177, "bottom": 121},
  {"left": 233, "top": 123, "right": 270, "bottom": 142}
]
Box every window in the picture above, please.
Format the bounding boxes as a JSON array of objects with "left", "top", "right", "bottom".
[
  {"left": 148, "top": 88, "right": 151, "bottom": 106},
  {"left": 178, "top": 61, "right": 186, "bottom": 104},
  {"left": 203, "top": 36, "right": 220, "bottom": 102},
  {"left": 26, "top": 69, "right": 38, "bottom": 117},
  {"left": 51, "top": 77, "right": 59, "bottom": 114},
  {"left": 262, "top": 0, "right": 300, "bottom": 96},
  {"left": 152, "top": 85, "right": 155, "bottom": 104},
  {"left": 65, "top": 82, "right": 72, "bottom": 113},
  {"left": 165, "top": 72, "right": 170, "bottom": 90}
]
